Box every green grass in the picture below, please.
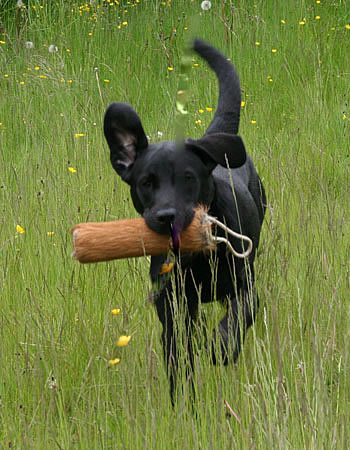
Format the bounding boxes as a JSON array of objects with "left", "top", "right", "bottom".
[{"left": 1, "top": 0, "right": 350, "bottom": 447}]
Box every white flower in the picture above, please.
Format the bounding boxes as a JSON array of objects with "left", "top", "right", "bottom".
[
  {"left": 16, "top": 0, "right": 24, "bottom": 7},
  {"left": 25, "top": 41, "right": 34, "bottom": 49},
  {"left": 201, "top": 1, "right": 211, "bottom": 10},
  {"left": 157, "top": 131, "right": 163, "bottom": 138},
  {"left": 48, "top": 44, "right": 58, "bottom": 53}
]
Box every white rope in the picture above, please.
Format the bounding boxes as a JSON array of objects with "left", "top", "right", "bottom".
[{"left": 206, "top": 215, "right": 253, "bottom": 259}]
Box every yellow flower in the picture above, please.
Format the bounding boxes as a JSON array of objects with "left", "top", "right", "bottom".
[
  {"left": 271, "top": 49, "right": 277, "bottom": 53},
  {"left": 116, "top": 335, "right": 131, "bottom": 347},
  {"left": 19, "top": 81, "right": 25, "bottom": 85},
  {"left": 74, "top": 133, "right": 85, "bottom": 138},
  {"left": 299, "top": 21, "right": 305, "bottom": 25},
  {"left": 255, "top": 41, "right": 261, "bottom": 46},
  {"left": 4, "top": 74, "right": 9, "bottom": 78},
  {"left": 16, "top": 225, "right": 25, "bottom": 233},
  {"left": 160, "top": 262, "right": 174, "bottom": 275},
  {"left": 104, "top": 79, "right": 110, "bottom": 83},
  {"left": 47, "top": 231, "right": 55, "bottom": 236},
  {"left": 38, "top": 75, "right": 47, "bottom": 79},
  {"left": 281, "top": 19, "right": 286, "bottom": 24},
  {"left": 193, "top": 63, "right": 199, "bottom": 67},
  {"left": 0, "top": 41, "right": 6, "bottom": 44},
  {"left": 111, "top": 308, "right": 121, "bottom": 315},
  {"left": 198, "top": 109, "right": 204, "bottom": 113},
  {"left": 108, "top": 358, "right": 121, "bottom": 365},
  {"left": 206, "top": 107, "right": 213, "bottom": 112},
  {"left": 250, "top": 120, "right": 257, "bottom": 124},
  {"left": 88, "top": 32, "right": 93, "bottom": 36},
  {"left": 168, "top": 67, "right": 174, "bottom": 71},
  {"left": 68, "top": 167, "right": 77, "bottom": 173},
  {"left": 195, "top": 119, "right": 201, "bottom": 124},
  {"left": 34, "top": 66, "right": 40, "bottom": 71},
  {"left": 345, "top": 24, "right": 350, "bottom": 30},
  {"left": 315, "top": 16, "right": 320, "bottom": 20},
  {"left": 122, "top": 21, "right": 128, "bottom": 26},
  {"left": 343, "top": 114, "right": 346, "bottom": 120},
  {"left": 241, "top": 101, "right": 246, "bottom": 107}
]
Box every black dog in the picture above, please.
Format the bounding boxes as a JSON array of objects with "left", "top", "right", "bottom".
[{"left": 104, "top": 39, "right": 266, "bottom": 402}]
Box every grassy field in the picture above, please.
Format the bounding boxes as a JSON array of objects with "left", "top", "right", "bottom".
[{"left": 1, "top": 0, "right": 349, "bottom": 447}]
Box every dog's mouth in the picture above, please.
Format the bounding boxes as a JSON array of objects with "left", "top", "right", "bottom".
[{"left": 144, "top": 209, "right": 194, "bottom": 254}]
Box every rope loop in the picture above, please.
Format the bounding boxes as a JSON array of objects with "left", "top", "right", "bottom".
[{"left": 205, "top": 214, "right": 253, "bottom": 259}]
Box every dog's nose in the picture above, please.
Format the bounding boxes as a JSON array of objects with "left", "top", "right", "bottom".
[{"left": 156, "top": 208, "right": 176, "bottom": 226}]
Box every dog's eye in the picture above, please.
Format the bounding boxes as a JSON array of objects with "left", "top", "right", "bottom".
[
  {"left": 184, "top": 172, "right": 195, "bottom": 183},
  {"left": 141, "top": 177, "right": 153, "bottom": 189}
]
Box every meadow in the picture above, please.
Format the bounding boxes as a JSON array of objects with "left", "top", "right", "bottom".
[{"left": 0, "top": 0, "right": 349, "bottom": 447}]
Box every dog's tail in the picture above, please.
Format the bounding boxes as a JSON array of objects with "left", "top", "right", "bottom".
[{"left": 193, "top": 38, "right": 241, "bottom": 135}]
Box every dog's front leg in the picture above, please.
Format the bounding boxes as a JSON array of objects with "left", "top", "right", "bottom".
[
  {"left": 154, "top": 289, "right": 179, "bottom": 405},
  {"left": 154, "top": 284, "right": 197, "bottom": 405},
  {"left": 211, "top": 288, "right": 258, "bottom": 365}
]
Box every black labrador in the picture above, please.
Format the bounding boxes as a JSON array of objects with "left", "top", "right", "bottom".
[{"left": 104, "top": 39, "right": 266, "bottom": 403}]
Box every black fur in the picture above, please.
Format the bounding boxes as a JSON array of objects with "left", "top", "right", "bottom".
[{"left": 104, "top": 39, "right": 266, "bottom": 403}]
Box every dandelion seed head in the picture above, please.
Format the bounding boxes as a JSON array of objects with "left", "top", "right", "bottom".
[
  {"left": 25, "top": 41, "right": 34, "bottom": 49},
  {"left": 201, "top": 1, "right": 211, "bottom": 10},
  {"left": 48, "top": 45, "right": 58, "bottom": 53}
]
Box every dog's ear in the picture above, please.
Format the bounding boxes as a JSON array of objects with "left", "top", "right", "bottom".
[
  {"left": 185, "top": 132, "right": 246, "bottom": 171},
  {"left": 104, "top": 102, "right": 148, "bottom": 182}
]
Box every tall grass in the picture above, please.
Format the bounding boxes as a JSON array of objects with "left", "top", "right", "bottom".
[{"left": 1, "top": 0, "right": 349, "bottom": 447}]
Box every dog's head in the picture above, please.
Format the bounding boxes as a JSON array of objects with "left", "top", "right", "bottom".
[{"left": 104, "top": 102, "right": 246, "bottom": 238}]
